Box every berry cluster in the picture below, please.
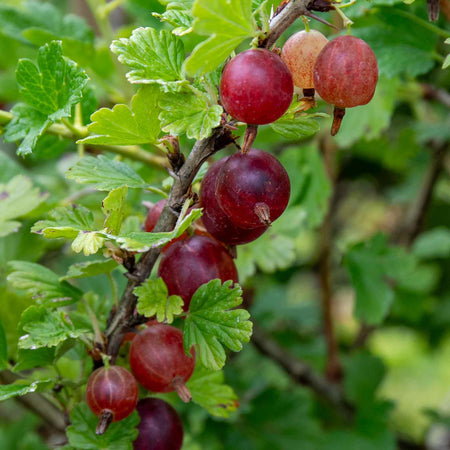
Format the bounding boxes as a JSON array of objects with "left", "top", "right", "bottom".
[{"left": 85, "top": 27, "right": 378, "bottom": 449}]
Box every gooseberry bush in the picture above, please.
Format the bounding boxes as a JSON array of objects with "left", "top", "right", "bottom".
[{"left": 0, "top": 0, "right": 449, "bottom": 449}]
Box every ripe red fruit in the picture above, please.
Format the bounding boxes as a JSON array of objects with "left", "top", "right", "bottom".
[
  {"left": 313, "top": 35, "right": 378, "bottom": 135},
  {"left": 133, "top": 398, "right": 184, "bottom": 450},
  {"left": 219, "top": 48, "right": 293, "bottom": 125},
  {"left": 86, "top": 365, "right": 139, "bottom": 435},
  {"left": 200, "top": 158, "right": 267, "bottom": 245},
  {"left": 158, "top": 234, "right": 238, "bottom": 310},
  {"left": 216, "top": 149, "right": 290, "bottom": 229},
  {"left": 144, "top": 199, "right": 166, "bottom": 232},
  {"left": 129, "top": 323, "right": 195, "bottom": 402},
  {"left": 281, "top": 29, "right": 328, "bottom": 95}
]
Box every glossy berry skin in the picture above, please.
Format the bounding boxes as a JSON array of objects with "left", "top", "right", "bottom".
[
  {"left": 219, "top": 49, "right": 293, "bottom": 125},
  {"left": 313, "top": 35, "right": 378, "bottom": 108},
  {"left": 281, "top": 30, "right": 328, "bottom": 89},
  {"left": 158, "top": 235, "right": 238, "bottom": 310},
  {"left": 216, "top": 149, "right": 290, "bottom": 229},
  {"left": 129, "top": 324, "right": 195, "bottom": 396},
  {"left": 133, "top": 398, "right": 183, "bottom": 450},
  {"left": 145, "top": 199, "right": 165, "bottom": 232},
  {"left": 200, "top": 158, "right": 267, "bottom": 245},
  {"left": 86, "top": 366, "right": 139, "bottom": 422}
]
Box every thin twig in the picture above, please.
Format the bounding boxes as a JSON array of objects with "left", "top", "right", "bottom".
[
  {"left": 0, "top": 370, "right": 67, "bottom": 432},
  {"left": 251, "top": 326, "right": 426, "bottom": 449}
]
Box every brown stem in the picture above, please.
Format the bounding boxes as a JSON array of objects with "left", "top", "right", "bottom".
[
  {"left": 0, "top": 370, "right": 67, "bottom": 432},
  {"left": 96, "top": 410, "right": 113, "bottom": 435},
  {"left": 105, "top": 127, "right": 234, "bottom": 359},
  {"left": 172, "top": 377, "right": 192, "bottom": 403},
  {"left": 104, "top": 0, "right": 315, "bottom": 363},
  {"left": 427, "top": 0, "right": 440, "bottom": 21},
  {"left": 251, "top": 326, "right": 426, "bottom": 449},
  {"left": 241, "top": 124, "right": 258, "bottom": 154},
  {"left": 252, "top": 326, "right": 353, "bottom": 418},
  {"left": 331, "top": 107, "right": 346, "bottom": 136}
]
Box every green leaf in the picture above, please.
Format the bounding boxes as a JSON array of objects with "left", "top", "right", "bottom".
[
  {"left": 183, "top": 279, "right": 252, "bottom": 370},
  {"left": 236, "top": 230, "right": 296, "bottom": 283},
  {"left": 0, "top": 1, "right": 93, "bottom": 45},
  {"left": 0, "top": 379, "right": 53, "bottom": 402},
  {"left": 270, "top": 114, "right": 321, "bottom": 140},
  {"left": 185, "top": 0, "right": 257, "bottom": 75},
  {"left": 18, "top": 305, "right": 90, "bottom": 349},
  {"left": 344, "top": 234, "right": 417, "bottom": 325},
  {"left": 71, "top": 231, "right": 105, "bottom": 256},
  {"left": 0, "top": 175, "right": 49, "bottom": 237},
  {"left": 60, "top": 259, "right": 118, "bottom": 281},
  {"left": 353, "top": 8, "right": 438, "bottom": 78},
  {"left": 159, "top": 88, "right": 222, "bottom": 139},
  {"left": 343, "top": 353, "right": 386, "bottom": 406},
  {"left": 102, "top": 187, "right": 128, "bottom": 235},
  {"left": 134, "top": 278, "right": 183, "bottom": 323},
  {"left": 16, "top": 40, "right": 88, "bottom": 121},
  {"left": 7, "top": 261, "right": 82, "bottom": 307},
  {"left": 111, "top": 28, "right": 186, "bottom": 89},
  {"left": 114, "top": 208, "right": 202, "bottom": 252},
  {"left": 0, "top": 318, "right": 7, "bottom": 370},
  {"left": 78, "top": 86, "right": 161, "bottom": 145},
  {"left": 187, "top": 365, "right": 238, "bottom": 417},
  {"left": 66, "top": 155, "right": 147, "bottom": 191},
  {"left": 3, "top": 103, "right": 51, "bottom": 156},
  {"left": 67, "top": 403, "right": 139, "bottom": 450},
  {"left": 412, "top": 227, "right": 450, "bottom": 259},
  {"left": 153, "top": 0, "right": 194, "bottom": 35},
  {"left": 13, "top": 347, "right": 56, "bottom": 372},
  {"left": 32, "top": 206, "right": 96, "bottom": 239},
  {"left": 334, "top": 76, "right": 400, "bottom": 148},
  {"left": 280, "top": 145, "right": 331, "bottom": 228}
]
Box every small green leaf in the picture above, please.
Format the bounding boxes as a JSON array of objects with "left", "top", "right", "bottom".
[
  {"left": 7, "top": 261, "right": 82, "bottom": 307},
  {"left": 67, "top": 403, "right": 139, "bottom": 450},
  {"left": 114, "top": 208, "right": 202, "bottom": 252},
  {"left": 183, "top": 279, "right": 252, "bottom": 371},
  {"left": 344, "top": 234, "right": 417, "bottom": 325},
  {"left": 279, "top": 145, "right": 331, "bottom": 228},
  {"left": 187, "top": 365, "right": 238, "bottom": 417},
  {"left": 3, "top": 103, "right": 51, "bottom": 156},
  {"left": 270, "top": 114, "right": 321, "bottom": 140},
  {"left": 66, "top": 155, "right": 147, "bottom": 191},
  {"left": 412, "top": 227, "right": 450, "bottom": 259},
  {"left": 153, "top": 0, "right": 194, "bottom": 35},
  {"left": 102, "top": 187, "right": 128, "bottom": 235},
  {"left": 60, "top": 259, "right": 118, "bottom": 281},
  {"left": 16, "top": 41, "right": 88, "bottom": 121},
  {"left": 135, "top": 278, "right": 183, "bottom": 323},
  {"left": 71, "top": 231, "right": 105, "bottom": 256},
  {"left": 0, "top": 318, "right": 7, "bottom": 370},
  {"left": 79, "top": 86, "right": 161, "bottom": 145},
  {"left": 343, "top": 353, "right": 386, "bottom": 406},
  {"left": 32, "top": 206, "right": 96, "bottom": 239},
  {"left": 159, "top": 88, "right": 222, "bottom": 139},
  {"left": 18, "top": 305, "right": 90, "bottom": 349},
  {"left": 111, "top": 28, "right": 186, "bottom": 89},
  {"left": 236, "top": 230, "right": 296, "bottom": 283},
  {"left": 14, "top": 347, "right": 56, "bottom": 372},
  {"left": 0, "top": 379, "right": 53, "bottom": 402},
  {"left": 0, "top": 175, "right": 49, "bottom": 237},
  {"left": 185, "top": 0, "right": 257, "bottom": 75}
]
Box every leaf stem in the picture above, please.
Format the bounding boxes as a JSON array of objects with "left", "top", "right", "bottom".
[{"left": 393, "top": 9, "right": 450, "bottom": 39}]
